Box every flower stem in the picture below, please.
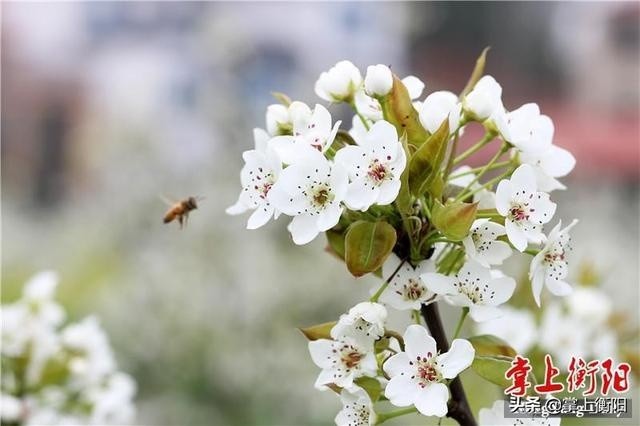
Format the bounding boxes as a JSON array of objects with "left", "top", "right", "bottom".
[
  {"left": 524, "top": 248, "right": 540, "bottom": 256},
  {"left": 350, "top": 102, "right": 371, "bottom": 131},
  {"left": 370, "top": 259, "right": 406, "bottom": 303},
  {"left": 457, "top": 165, "right": 515, "bottom": 201},
  {"left": 420, "top": 303, "right": 477, "bottom": 426},
  {"left": 452, "top": 307, "right": 469, "bottom": 340},
  {"left": 375, "top": 406, "right": 418, "bottom": 424},
  {"left": 454, "top": 142, "right": 508, "bottom": 202},
  {"left": 448, "top": 160, "right": 513, "bottom": 180},
  {"left": 453, "top": 132, "right": 495, "bottom": 166}
]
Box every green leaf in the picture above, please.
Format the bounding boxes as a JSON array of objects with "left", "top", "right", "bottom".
[
  {"left": 472, "top": 354, "right": 513, "bottom": 388},
  {"left": 299, "top": 321, "right": 336, "bottom": 341},
  {"left": 354, "top": 377, "right": 383, "bottom": 402},
  {"left": 379, "top": 75, "right": 429, "bottom": 147},
  {"left": 271, "top": 91, "right": 292, "bottom": 106},
  {"left": 394, "top": 134, "right": 413, "bottom": 215},
  {"left": 408, "top": 119, "right": 450, "bottom": 197},
  {"left": 468, "top": 334, "right": 517, "bottom": 358},
  {"left": 325, "top": 229, "right": 346, "bottom": 261},
  {"left": 459, "top": 47, "right": 490, "bottom": 100},
  {"left": 345, "top": 221, "right": 397, "bottom": 277},
  {"left": 432, "top": 199, "right": 478, "bottom": 241}
]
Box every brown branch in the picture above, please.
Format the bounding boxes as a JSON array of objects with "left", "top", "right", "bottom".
[{"left": 420, "top": 302, "right": 477, "bottom": 426}]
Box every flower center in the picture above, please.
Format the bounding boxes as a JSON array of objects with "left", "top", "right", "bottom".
[
  {"left": 312, "top": 187, "right": 332, "bottom": 207},
  {"left": 403, "top": 279, "right": 424, "bottom": 301},
  {"left": 509, "top": 204, "right": 529, "bottom": 222},
  {"left": 259, "top": 182, "right": 273, "bottom": 199},
  {"left": 411, "top": 354, "right": 441, "bottom": 387},
  {"left": 342, "top": 350, "right": 363, "bottom": 369},
  {"left": 367, "top": 160, "right": 388, "bottom": 184}
]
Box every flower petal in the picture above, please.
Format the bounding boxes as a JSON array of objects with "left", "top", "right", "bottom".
[
  {"left": 505, "top": 219, "right": 528, "bottom": 252},
  {"left": 384, "top": 375, "right": 418, "bottom": 407},
  {"left": 383, "top": 352, "right": 413, "bottom": 377},
  {"left": 247, "top": 205, "right": 274, "bottom": 229},
  {"left": 404, "top": 324, "right": 437, "bottom": 360},
  {"left": 437, "top": 339, "right": 475, "bottom": 378},
  {"left": 287, "top": 214, "right": 319, "bottom": 245},
  {"left": 421, "top": 273, "right": 457, "bottom": 296},
  {"left": 414, "top": 382, "right": 449, "bottom": 417}
]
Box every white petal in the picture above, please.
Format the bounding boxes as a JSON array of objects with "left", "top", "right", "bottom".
[
  {"left": 539, "top": 145, "right": 576, "bottom": 177},
  {"left": 287, "top": 214, "right": 319, "bottom": 245},
  {"left": 383, "top": 352, "right": 413, "bottom": 377},
  {"left": 546, "top": 279, "right": 573, "bottom": 297},
  {"left": 437, "top": 339, "right": 475, "bottom": 378},
  {"left": 363, "top": 120, "right": 399, "bottom": 155},
  {"left": 344, "top": 179, "right": 379, "bottom": 211},
  {"left": 364, "top": 64, "right": 393, "bottom": 97},
  {"left": 308, "top": 340, "right": 335, "bottom": 368},
  {"left": 482, "top": 241, "right": 512, "bottom": 265},
  {"left": 487, "top": 276, "right": 516, "bottom": 305},
  {"left": 404, "top": 324, "right": 437, "bottom": 360},
  {"left": 384, "top": 376, "right": 418, "bottom": 407},
  {"left": 422, "top": 273, "right": 457, "bottom": 296},
  {"left": 510, "top": 164, "right": 537, "bottom": 194},
  {"left": 469, "top": 305, "right": 502, "bottom": 321},
  {"left": 226, "top": 197, "right": 249, "bottom": 215},
  {"left": 247, "top": 205, "right": 274, "bottom": 229},
  {"left": 494, "top": 180, "right": 512, "bottom": 216},
  {"left": 531, "top": 269, "right": 545, "bottom": 307},
  {"left": 505, "top": 219, "right": 528, "bottom": 252},
  {"left": 334, "top": 145, "right": 368, "bottom": 178},
  {"left": 317, "top": 203, "right": 344, "bottom": 232},
  {"left": 414, "top": 382, "right": 449, "bottom": 417},
  {"left": 402, "top": 75, "right": 425, "bottom": 100},
  {"left": 376, "top": 179, "right": 402, "bottom": 205}
]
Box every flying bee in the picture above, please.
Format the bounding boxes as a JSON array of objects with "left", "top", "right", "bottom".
[{"left": 162, "top": 196, "right": 203, "bottom": 229}]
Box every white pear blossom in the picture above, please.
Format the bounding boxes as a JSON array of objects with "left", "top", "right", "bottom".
[
  {"left": 419, "top": 91, "right": 462, "bottom": 134},
  {"left": 529, "top": 220, "right": 577, "bottom": 306},
  {"left": 463, "top": 75, "right": 503, "bottom": 121},
  {"left": 269, "top": 148, "right": 348, "bottom": 245},
  {"left": 265, "top": 101, "right": 312, "bottom": 136},
  {"left": 479, "top": 400, "right": 561, "bottom": 426},
  {"left": 308, "top": 335, "right": 377, "bottom": 390},
  {"left": 62, "top": 316, "right": 117, "bottom": 387},
  {"left": 520, "top": 144, "right": 576, "bottom": 192},
  {"left": 566, "top": 286, "right": 612, "bottom": 326},
  {"left": 383, "top": 325, "right": 474, "bottom": 417},
  {"left": 539, "top": 302, "right": 589, "bottom": 366},
  {"left": 334, "top": 120, "right": 406, "bottom": 211},
  {"left": 422, "top": 260, "right": 516, "bottom": 321},
  {"left": 335, "top": 386, "right": 376, "bottom": 426},
  {"left": 462, "top": 219, "right": 512, "bottom": 267},
  {"left": 315, "top": 60, "right": 363, "bottom": 103},
  {"left": 1, "top": 393, "right": 23, "bottom": 422},
  {"left": 475, "top": 306, "right": 538, "bottom": 353},
  {"left": 378, "top": 254, "right": 436, "bottom": 310},
  {"left": 498, "top": 103, "right": 553, "bottom": 154},
  {"left": 226, "top": 129, "right": 282, "bottom": 229},
  {"left": 269, "top": 104, "right": 341, "bottom": 164},
  {"left": 364, "top": 64, "right": 393, "bottom": 97},
  {"left": 449, "top": 166, "right": 496, "bottom": 209},
  {"left": 331, "top": 302, "right": 387, "bottom": 344},
  {"left": 496, "top": 164, "right": 557, "bottom": 252}
]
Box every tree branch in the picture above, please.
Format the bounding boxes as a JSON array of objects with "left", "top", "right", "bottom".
[{"left": 420, "top": 302, "right": 477, "bottom": 426}]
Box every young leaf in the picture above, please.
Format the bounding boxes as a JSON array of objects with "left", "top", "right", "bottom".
[
  {"left": 354, "top": 377, "right": 383, "bottom": 402},
  {"left": 299, "top": 321, "right": 336, "bottom": 341},
  {"left": 459, "top": 47, "right": 491, "bottom": 100},
  {"left": 271, "top": 91, "right": 292, "bottom": 106},
  {"left": 471, "top": 354, "right": 513, "bottom": 388},
  {"left": 468, "top": 334, "right": 517, "bottom": 358},
  {"left": 325, "top": 229, "right": 346, "bottom": 261},
  {"left": 345, "top": 221, "right": 397, "bottom": 277},
  {"left": 394, "top": 134, "right": 413, "bottom": 215},
  {"left": 408, "top": 119, "right": 449, "bottom": 197},
  {"left": 379, "top": 75, "right": 429, "bottom": 146},
  {"left": 432, "top": 199, "right": 477, "bottom": 241}
]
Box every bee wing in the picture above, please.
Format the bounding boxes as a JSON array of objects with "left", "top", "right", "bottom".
[{"left": 158, "top": 194, "right": 176, "bottom": 206}]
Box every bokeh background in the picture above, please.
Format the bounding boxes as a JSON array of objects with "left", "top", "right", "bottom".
[{"left": 2, "top": 2, "right": 639, "bottom": 425}]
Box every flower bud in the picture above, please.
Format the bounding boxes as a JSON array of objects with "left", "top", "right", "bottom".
[
  {"left": 314, "top": 60, "right": 362, "bottom": 103},
  {"left": 463, "top": 75, "right": 503, "bottom": 121},
  {"left": 364, "top": 64, "right": 393, "bottom": 97}
]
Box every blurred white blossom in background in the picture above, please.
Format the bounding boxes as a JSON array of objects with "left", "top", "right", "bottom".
[{"left": 1, "top": 272, "right": 136, "bottom": 425}]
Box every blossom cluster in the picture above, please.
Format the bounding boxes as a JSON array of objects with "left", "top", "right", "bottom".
[
  {"left": 228, "top": 56, "right": 579, "bottom": 425},
  {"left": 1, "top": 272, "right": 136, "bottom": 425}
]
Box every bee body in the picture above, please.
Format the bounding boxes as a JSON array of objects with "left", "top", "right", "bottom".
[{"left": 163, "top": 196, "right": 199, "bottom": 228}]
